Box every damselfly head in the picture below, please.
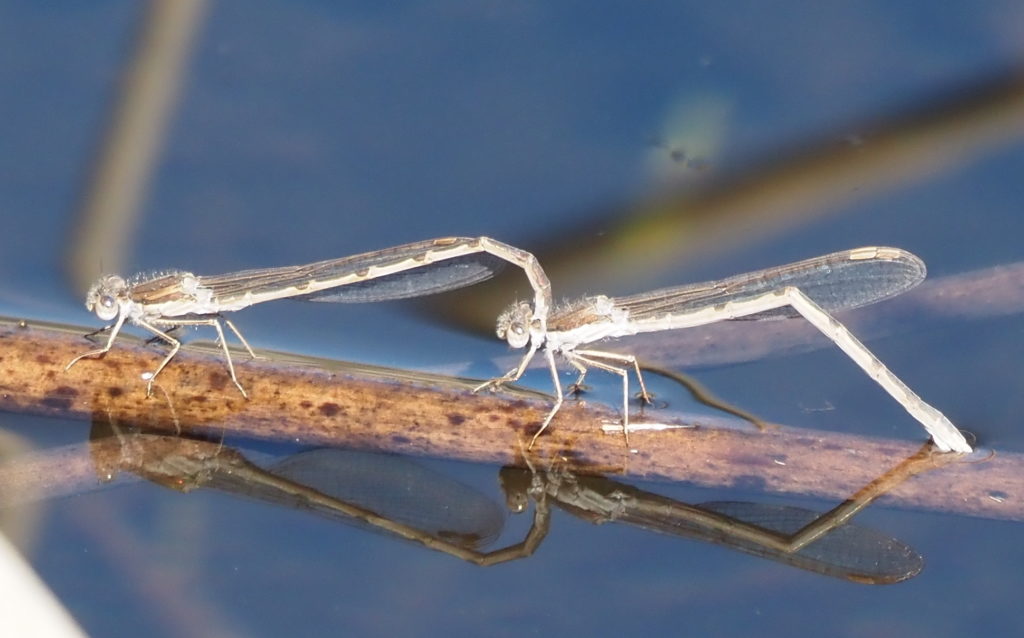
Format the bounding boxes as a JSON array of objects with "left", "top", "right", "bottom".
[
  {"left": 85, "top": 275, "right": 128, "bottom": 321},
  {"left": 496, "top": 301, "right": 533, "bottom": 349}
]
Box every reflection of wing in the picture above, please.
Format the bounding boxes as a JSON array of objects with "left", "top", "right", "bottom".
[
  {"left": 608, "top": 247, "right": 925, "bottom": 321},
  {"left": 629, "top": 500, "right": 922, "bottom": 584},
  {"left": 197, "top": 237, "right": 505, "bottom": 306},
  {"left": 243, "top": 449, "right": 506, "bottom": 549},
  {"left": 540, "top": 470, "right": 921, "bottom": 584}
]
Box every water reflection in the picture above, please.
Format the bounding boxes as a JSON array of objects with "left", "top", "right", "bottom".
[
  {"left": 88, "top": 418, "right": 549, "bottom": 565},
  {"left": 499, "top": 464, "right": 923, "bottom": 585},
  {"left": 88, "top": 415, "right": 954, "bottom": 584}
]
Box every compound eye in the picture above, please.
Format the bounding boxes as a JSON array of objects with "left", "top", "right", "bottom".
[
  {"left": 95, "top": 295, "right": 119, "bottom": 321},
  {"left": 506, "top": 322, "right": 530, "bottom": 348}
]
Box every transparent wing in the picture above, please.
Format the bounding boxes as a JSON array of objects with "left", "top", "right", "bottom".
[
  {"left": 609, "top": 247, "right": 925, "bottom": 322},
  {"left": 197, "top": 237, "right": 505, "bottom": 306},
  {"left": 297, "top": 252, "right": 504, "bottom": 303}
]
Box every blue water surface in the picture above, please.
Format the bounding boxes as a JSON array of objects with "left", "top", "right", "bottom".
[{"left": 2, "top": 2, "right": 1023, "bottom": 636}]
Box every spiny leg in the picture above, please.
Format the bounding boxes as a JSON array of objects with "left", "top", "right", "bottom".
[
  {"left": 574, "top": 349, "right": 654, "bottom": 405},
  {"left": 474, "top": 342, "right": 540, "bottom": 393},
  {"left": 563, "top": 351, "right": 633, "bottom": 447},
  {"left": 528, "top": 349, "right": 564, "bottom": 449},
  {"left": 207, "top": 318, "right": 248, "bottom": 398},
  {"left": 135, "top": 319, "right": 181, "bottom": 397},
  {"left": 144, "top": 316, "right": 250, "bottom": 398},
  {"left": 66, "top": 313, "right": 128, "bottom": 370},
  {"left": 145, "top": 325, "right": 182, "bottom": 346},
  {"left": 566, "top": 358, "right": 590, "bottom": 396},
  {"left": 224, "top": 318, "right": 258, "bottom": 360},
  {"left": 631, "top": 359, "right": 653, "bottom": 404},
  {"left": 166, "top": 317, "right": 249, "bottom": 397},
  {"left": 83, "top": 323, "right": 114, "bottom": 342}
]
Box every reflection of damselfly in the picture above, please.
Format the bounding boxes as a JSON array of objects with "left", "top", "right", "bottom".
[
  {"left": 498, "top": 464, "right": 927, "bottom": 584},
  {"left": 100, "top": 429, "right": 936, "bottom": 583},
  {"left": 480, "top": 246, "right": 971, "bottom": 453},
  {"left": 67, "top": 237, "right": 552, "bottom": 397},
  {"left": 99, "top": 432, "right": 550, "bottom": 566}
]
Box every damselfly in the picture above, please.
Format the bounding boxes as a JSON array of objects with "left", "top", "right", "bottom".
[
  {"left": 479, "top": 246, "right": 971, "bottom": 453},
  {"left": 68, "top": 236, "right": 552, "bottom": 397}
]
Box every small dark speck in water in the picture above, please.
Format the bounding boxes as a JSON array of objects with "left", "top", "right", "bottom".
[
  {"left": 447, "top": 414, "right": 466, "bottom": 426},
  {"left": 107, "top": 387, "right": 124, "bottom": 398}
]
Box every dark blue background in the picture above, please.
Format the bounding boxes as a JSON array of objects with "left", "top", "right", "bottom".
[{"left": 2, "top": 2, "right": 1023, "bottom": 636}]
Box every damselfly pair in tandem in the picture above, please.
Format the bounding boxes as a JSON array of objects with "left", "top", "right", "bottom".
[{"left": 66, "top": 237, "right": 971, "bottom": 453}]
